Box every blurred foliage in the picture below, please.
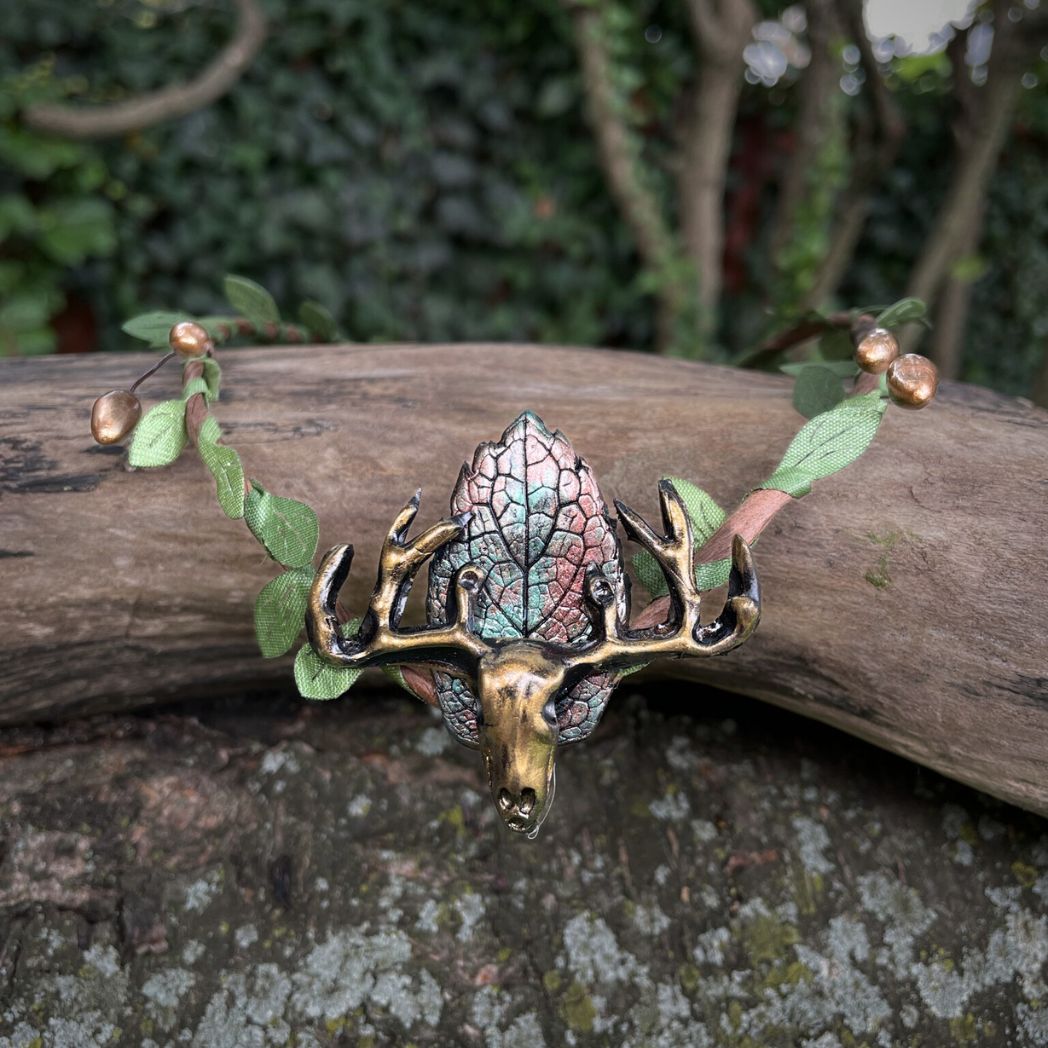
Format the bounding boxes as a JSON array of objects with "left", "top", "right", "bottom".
[{"left": 0, "top": 0, "right": 1046, "bottom": 395}]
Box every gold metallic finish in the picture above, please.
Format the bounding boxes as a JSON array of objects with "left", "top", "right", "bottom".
[
  {"left": 90, "top": 389, "right": 142, "bottom": 445},
  {"left": 887, "top": 353, "right": 938, "bottom": 409},
  {"left": 169, "top": 320, "right": 214, "bottom": 358},
  {"left": 854, "top": 327, "right": 899, "bottom": 374},
  {"left": 306, "top": 482, "right": 761, "bottom": 836}
]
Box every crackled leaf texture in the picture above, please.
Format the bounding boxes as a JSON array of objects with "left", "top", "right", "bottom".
[{"left": 427, "top": 412, "right": 625, "bottom": 745}]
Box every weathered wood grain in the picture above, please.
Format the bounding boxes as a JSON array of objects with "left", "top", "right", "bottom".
[{"left": 2, "top": 344, "right": 1046, "bottom": 813}]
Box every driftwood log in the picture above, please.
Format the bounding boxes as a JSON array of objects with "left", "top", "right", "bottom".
[{"left": 2, "top": 344, "right": 1047, "bottom": 814}]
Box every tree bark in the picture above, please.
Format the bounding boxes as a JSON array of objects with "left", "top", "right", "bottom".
[
  {"left": 802, "top": 0, "right": 906, "bottom": 310},
  {"left": 903, "top": 2, "right": 1044, "bottom": 354},
  {"left": 566, "top": 3, "right": 688, "bottom": 352},
  {"left": 2, "top": 345, "right": 1048, "bottom": 817},
  {"left": 678, "top": 0, "right": 757, "bottom": 337},
  {"left": 767, "top": 0, "right": 841, "bottom": 262},
  {"left": 928, "top": 202, "right": 985, "bottom": 380}
]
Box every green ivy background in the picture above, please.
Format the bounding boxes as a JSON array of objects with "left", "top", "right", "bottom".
[{"left": 2, "top": 0, "right": 1046, "bottom": 396}]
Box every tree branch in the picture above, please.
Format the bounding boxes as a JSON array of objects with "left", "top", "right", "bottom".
[
  {"left": 803, "top": 0, "right": 905, "bottom": 310},
  {"left": 678, "top": 0, "right": 757, "bottom": 335},
  {"left": 564, "top": 1, "right": 687, "bottom": 351},
  {"left": 903, "top": 0, "right": 1035, "bottom": 353},
  {"left": 23, "top": 0, "right": 267, "bottom": 140},
  {"left": 768, "top": 0, "right": 842, "bottom": 261}
]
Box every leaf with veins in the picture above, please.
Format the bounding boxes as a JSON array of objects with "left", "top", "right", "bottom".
[{"left": 426, "top": 412, "right": 625, "bottom": 745}]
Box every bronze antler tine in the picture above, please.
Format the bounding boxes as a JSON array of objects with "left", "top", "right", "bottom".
[
  {"left": 613, "top": 497, "right": 662, "bottom": 552},
  {"left": 307, "top": 544, "right": 362, "bottom": 662},
  {"left": 615, "top": 485, "right": 699, "bottom": 630},
  {"left": 306, "top": 505, "right": 489, "bottom": 672},
  {"left": 727, "top": 533, "right": 760, "bottom": 606},
  {"left": 657, "top": 480, "right": 692, "bottom": 553},
  {"left": 694, "top": 535, "right": 761, "bottom": 654},
  {"left": 388, "top": 489, "right": 422, "bottom": 546}
]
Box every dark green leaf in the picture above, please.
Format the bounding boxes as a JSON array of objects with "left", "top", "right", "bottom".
[
  {"left": 37, "top": 198, "right": 116, "bottom": 265},
  {"left": 244, "top": 481, "right": 319, "bottom": 567},
  {"left": 224, "top": 274, "right": 280, "bottom": 325},
  {"left": 255, "top": 565, "right": 315, "bottom": 658},
  {"left": 792, "top": 365, "right": 846, "bottom": 419},
  {"left": 816, "top": 328, "right": 854, "bottom": 361},
  {"left": 876, "top": 298, "right": 926, "bottom": 328},
  {"left": 298, "top": 300, "right": 338, "bottom": 341},
  {"left": 780, "top": 361, "right": 858, "bottom": 378}
]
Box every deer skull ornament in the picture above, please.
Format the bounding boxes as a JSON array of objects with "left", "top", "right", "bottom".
[{"left": 306, "top": 412, "right": 760, "bottom": 835}]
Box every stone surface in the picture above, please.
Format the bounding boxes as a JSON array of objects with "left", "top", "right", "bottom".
[{"left": 1, "top": 682, "right": 1046, "bottom": 1047}]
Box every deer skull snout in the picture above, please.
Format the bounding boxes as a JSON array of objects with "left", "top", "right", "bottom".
[{"left": 476, "top": 645, "right": 565, "bottom": 834}]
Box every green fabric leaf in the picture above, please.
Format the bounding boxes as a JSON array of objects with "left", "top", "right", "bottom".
[
  {"left": 695, "top": 558, "right": 731, "bottom": 590},
  {"left": 224, "top": 274, "right": 279, "bottom": 325},
  {"left": 200, "top": 358, "right": 221, "bottom": 402},
  {"left": 255, "top": 565, "right": 315, "bottom": 658},
  {"left": 127, "top": 400, "right": 187, "bottom": 468},
  {"left": 197, "top": 416, "right": 245, "bottom": 519},
  {"left": 122, "top": 311, "right": 191, "bottom": 348},
  {"left": 299, "top": 300, "right": 338, "bottom": 341},
  {"left": 760, "top": 392, "right": 887, "bottom": 498},
  {"left": 182, "top": 377, "right": 210, "bottom": 401},
  {"left": 792, "top": 365, "right": 846, "bottom": 419},
  {"left": 244, "top": 481, "right": 319, "bottom": 567},
  {"left": 876, "top": 298, "right": 926, "bottom": 328},
  {"left": 294, "top": 620, "right": 362, "bottom": 700},
  {"left": 632, "top": 477, "right": 726, "bottom": 597}
]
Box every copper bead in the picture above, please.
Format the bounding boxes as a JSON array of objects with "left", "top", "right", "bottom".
[
  {"left": 91, "top": 389, "right": 142, "bottom": 445},
  {"left": 854, "top": 327, "right": 899, "bottom": 374},
  {"left": 169, "top": 320, "right": 213, "bottom": 358},
  {"left": 887, "top": 354, "right": 938, "bottom": 409}
]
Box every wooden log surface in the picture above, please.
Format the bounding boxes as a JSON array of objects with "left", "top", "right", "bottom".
[{"left": 2, "top": 344, "right": 1047, "bottom": 814}]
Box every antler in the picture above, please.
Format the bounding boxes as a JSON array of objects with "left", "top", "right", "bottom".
[
  {"left": 567, "top": 480, "right": 761, "bottom": 672},
  {"left": 306, "top": 490, "right": 490, "bottom": 672}
]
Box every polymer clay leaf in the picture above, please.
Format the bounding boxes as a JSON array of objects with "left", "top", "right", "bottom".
[
  {"left": 760, "top": 392, "right": 887, "bottom": 498},
  {"left": 255, "top": 565, "right": 315, "bottom": 658},
  {"left": 127, "top": 400, "right": 187, "bottom": 468},
  {"left": 294, "top": 620, "right": 362, "bottom": 700},
  {"left": 197, "top": 416, "right": 245, "bottom": 519},
  {"left": 223, "top": 274, "right": 279, "bottom": 325},
  {"left": 244, "top": 481, "right": 319, "bottom": 568},
  {"left": 427, "top": 412, "right": 624, "bottom": 744}
]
